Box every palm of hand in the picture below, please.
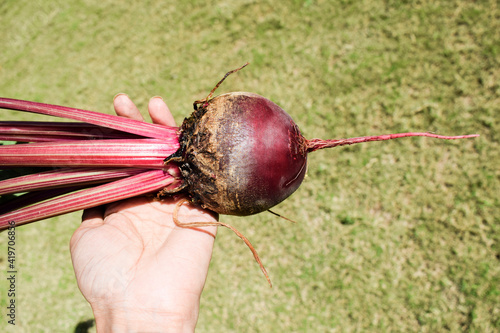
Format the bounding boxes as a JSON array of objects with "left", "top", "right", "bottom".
[{"left": 70, "top": 196, "right": 217, "bottom": 314}]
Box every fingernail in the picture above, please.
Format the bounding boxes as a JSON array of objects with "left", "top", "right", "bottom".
[
  {"left": 113, "top": 93, "right": 128, "bottom": 102},
  {"left": 150, "top": 96, "right": 163, "bottom": 101}
]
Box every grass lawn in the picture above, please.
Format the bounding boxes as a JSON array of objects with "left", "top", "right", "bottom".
[{"left": 1, "top": 0, "right": 498, "bottom": 331}]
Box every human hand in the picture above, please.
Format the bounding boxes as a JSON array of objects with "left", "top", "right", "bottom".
[{"left": 70, "top": 94, "right": 218, "bottom": 332}]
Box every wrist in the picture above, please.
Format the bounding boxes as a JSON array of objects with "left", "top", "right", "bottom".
[{"left": 91, "top": 302, "right": 198, "bottom": 333}]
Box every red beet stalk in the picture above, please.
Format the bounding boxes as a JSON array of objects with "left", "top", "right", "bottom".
[
  {"left": 0, "top": 97, "right": 182, "bottom": 228},
  {"left": 0, "top": 169, "right": 178, "bottom": 229},
  {"left": 0, "top": 167, "right": 147, "bottom": 195},
  {"left": 0, "top": 121, "right": 143, "bottom": 142},
  {"left": 0, "top": 98, "right": 176, "bottom": 139},
  {"left": 0, "top": 138, "right": 176, "bottom": 168}
]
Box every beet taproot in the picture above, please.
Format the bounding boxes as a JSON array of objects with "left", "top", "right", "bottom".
[{"left": 167, "top": 92, "right": 308, "bottom": 216}]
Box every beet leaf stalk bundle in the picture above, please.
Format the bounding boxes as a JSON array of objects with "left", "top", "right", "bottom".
[{"left": 0, "top": 65, "right": 478, "bottom": 285}]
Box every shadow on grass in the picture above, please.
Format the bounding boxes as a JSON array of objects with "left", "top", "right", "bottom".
[{"left": 74, "top": 319, "right": 95, "bottom": 333}]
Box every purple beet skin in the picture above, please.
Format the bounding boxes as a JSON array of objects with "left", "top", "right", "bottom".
[{"left": 171, "top": 92, "right": 308, "bottom": 216}]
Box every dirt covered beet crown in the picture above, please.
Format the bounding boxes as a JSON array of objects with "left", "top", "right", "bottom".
[{"left": 166, "top": 92, "right": 308, "bottom": 216}]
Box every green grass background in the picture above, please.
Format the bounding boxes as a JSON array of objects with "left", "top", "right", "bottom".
[{"left": 0, "top": 0, "right": 498, "bottom": 331}]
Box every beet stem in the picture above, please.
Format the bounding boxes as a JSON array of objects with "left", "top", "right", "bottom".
[
  {"left": 306, "top": 132, "right": 479, "bottom": 152},
  {"left": 0, "top": 138, "right": 177, "bottom": 168},
  {"left": 0, "top": 97, "right": 177, "bottom": 139},
  {"left": 0, "top": 121, "right": 143, "bottom": 142},
  {"left": 0, "top": 169, "right": 175, "bottom": 229},
  {"left": 0, "top": 167, "right": 146, "bottom": 195}
]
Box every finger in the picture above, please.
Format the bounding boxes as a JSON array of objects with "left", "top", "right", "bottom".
[
  {"left": 113, "top": 93, "right": 144, "bottom": 121},
  {"left": 148, "top": 96, "right": 176, "bottom": 126}
]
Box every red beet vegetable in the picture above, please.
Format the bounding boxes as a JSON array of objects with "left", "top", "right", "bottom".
[{"left": 166, "top": 92, "right": 308, "bottom": 216}]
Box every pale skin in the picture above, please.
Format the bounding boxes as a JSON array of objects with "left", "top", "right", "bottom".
[{"left": 70, "top": 94, "right": 218, "bottom": 332}]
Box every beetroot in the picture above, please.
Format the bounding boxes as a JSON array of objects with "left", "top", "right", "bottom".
[{"left": 167, "top": 92, "right": 308, "bottom": 216}]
